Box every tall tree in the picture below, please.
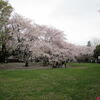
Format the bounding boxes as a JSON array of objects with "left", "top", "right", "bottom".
[
  {"left": 93, "top": 45, "right": 100, "bottom": 62},
  {"left": 0, "top": 0, "right": 13, "bottom": 62},
  {"left": 87, "top": 41, "right": 91, "bottom": 47}
]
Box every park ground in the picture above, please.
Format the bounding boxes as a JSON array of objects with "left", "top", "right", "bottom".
[{"left": 0, "top": 63, "right": 100, "bottom": 100}]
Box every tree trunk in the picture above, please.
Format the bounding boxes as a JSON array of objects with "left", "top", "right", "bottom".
[
  {"left": 25, "top": 60, "right": 28, "bottom": 67},
  {"left": 2, "top": 44, "right": 6, "bottom": 63}
]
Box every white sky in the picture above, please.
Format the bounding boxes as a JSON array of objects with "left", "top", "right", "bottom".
[{"left": 9, "top": 0, "right": 100, "bottom": 45}]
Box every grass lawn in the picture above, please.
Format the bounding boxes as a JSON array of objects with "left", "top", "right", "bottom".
[{"left": 0, "top": 63, "right": 100, "bottom": 100}]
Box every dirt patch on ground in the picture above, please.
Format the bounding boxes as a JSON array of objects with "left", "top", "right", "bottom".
[
  {"left": 0, "top": 63, "right": 51, "bottom": 70},
  {"left": 0, "top": 63, "right": 87, "bottom": 70}
]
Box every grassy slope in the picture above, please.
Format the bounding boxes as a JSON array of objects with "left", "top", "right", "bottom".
[{"left": 0, "top": 63, "right": 100, "bottom": 100}]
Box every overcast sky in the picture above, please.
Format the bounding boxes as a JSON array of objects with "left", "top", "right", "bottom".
[{"left": 9, "top": 0, "right": 100, "bottom": 45}]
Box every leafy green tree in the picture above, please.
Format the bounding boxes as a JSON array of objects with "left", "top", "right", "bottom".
[
  {"left": 93, "top": 45, "right": 100, "bottom": 62},
  {"left": 0, "top": 0, "right": 13, "bottom": 27},
  {"left": 0, "top": 0, "right": 13, "bottom": 62}
]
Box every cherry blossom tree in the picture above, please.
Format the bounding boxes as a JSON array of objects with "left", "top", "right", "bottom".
[{"left": 7, "top": 13, "right": 95, "bottom": 67}]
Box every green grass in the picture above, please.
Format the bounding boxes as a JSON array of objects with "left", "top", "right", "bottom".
[{"left": 0, "top": 63, "right": 100, "bottom": 100}]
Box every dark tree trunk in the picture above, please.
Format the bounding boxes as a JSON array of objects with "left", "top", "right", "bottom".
[
  {"left": 25, "top": 61, "right": 28, "bottom": 67},
  {"left": 1, "top": 44, "right": 6, "bottom": 63}
]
